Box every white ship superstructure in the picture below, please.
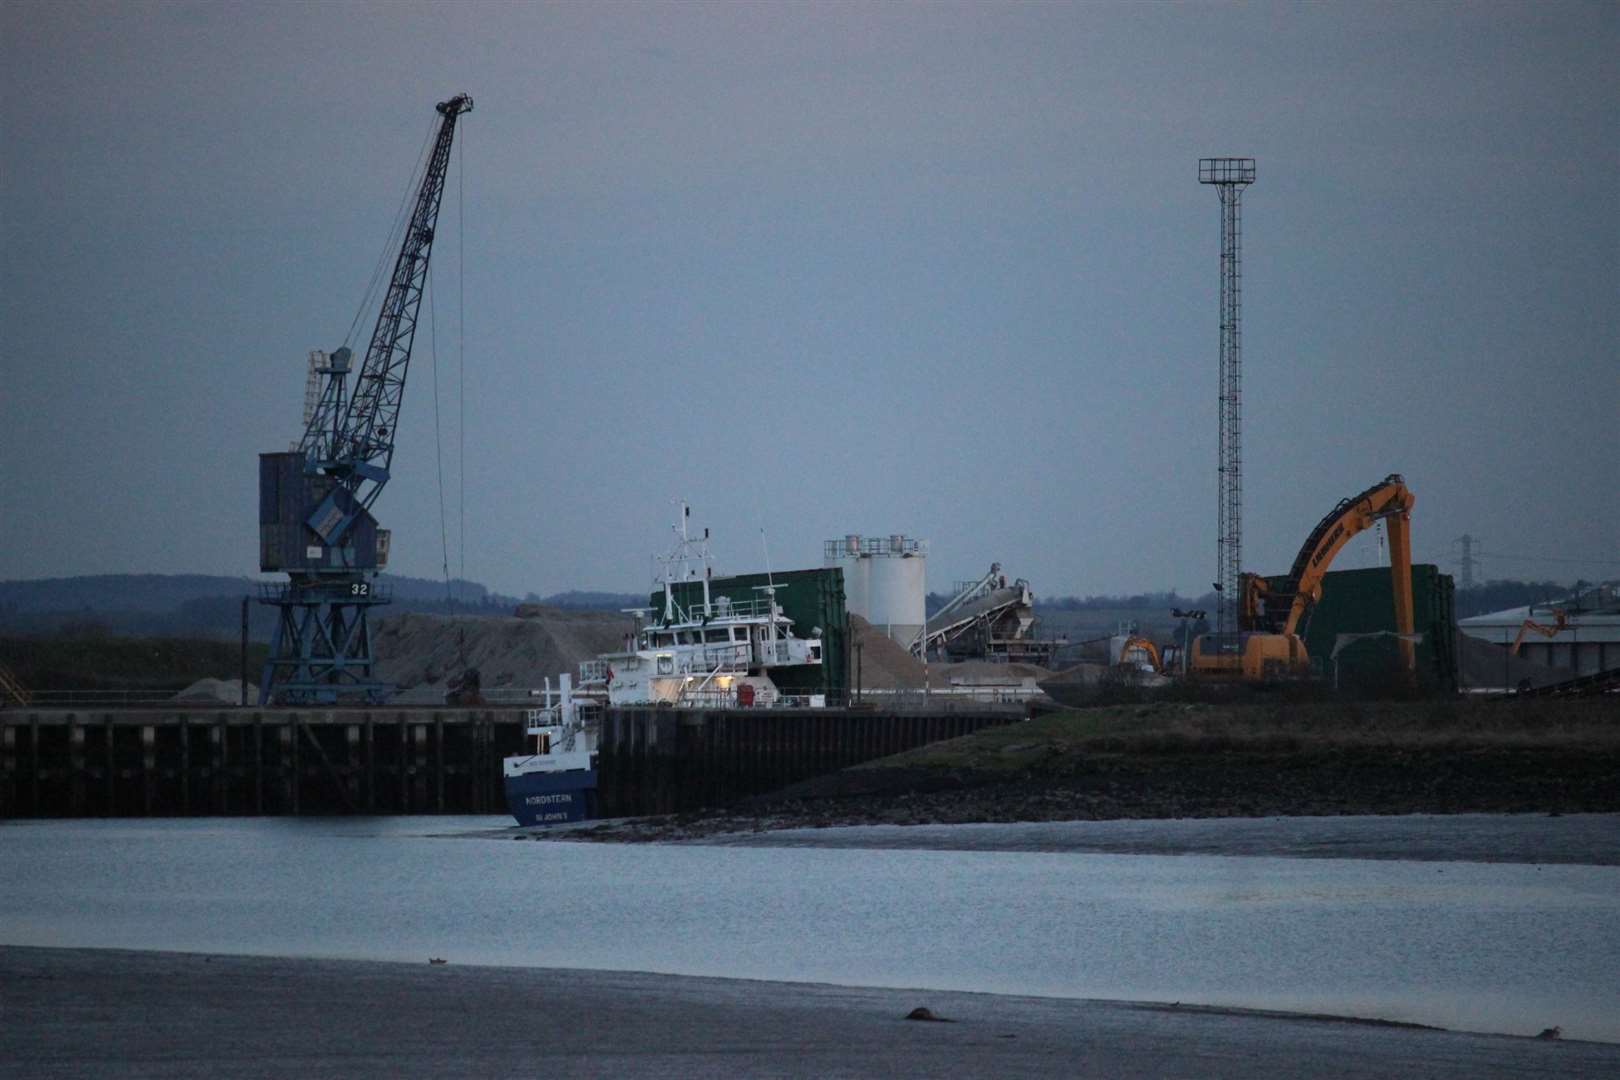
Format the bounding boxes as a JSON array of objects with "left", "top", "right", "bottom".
[{"left": 502, "top": 504, "right": 826, "bottom": 825}]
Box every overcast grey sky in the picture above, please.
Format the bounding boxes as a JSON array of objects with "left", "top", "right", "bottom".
[{"left": 2, "top": 0, "right": 1615, "bottom": 600}]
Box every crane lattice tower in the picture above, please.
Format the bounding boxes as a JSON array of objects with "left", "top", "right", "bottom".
[{"left": 1199, "top": 157, "right": 1255, "bottom": 638}]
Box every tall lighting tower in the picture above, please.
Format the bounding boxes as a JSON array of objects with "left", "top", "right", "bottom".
[{"left": 1199, "top": 157, "right": 1256, "bottom": 639}]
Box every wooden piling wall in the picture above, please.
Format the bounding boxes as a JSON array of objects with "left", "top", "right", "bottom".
[
  {"left": 2, "top": 705, "right": 1025, "bottom": 819},
  {"left": 0, "top": 708, "right": 528, "bottom": 818},
  {"left": 598, "top": 707, "right": 1023, "bottom": 817}
]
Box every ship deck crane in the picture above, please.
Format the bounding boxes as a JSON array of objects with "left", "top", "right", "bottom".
[{"left": 257, "top": 94, "right": 472, "bottom": 706}]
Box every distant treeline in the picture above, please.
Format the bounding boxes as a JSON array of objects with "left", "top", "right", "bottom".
[
  {"left": 1023, "top": 580, "right": 1579, "bottom": 621},
  {"left": 1, "top": 635, "right": 270, "bottom": 693},
  {"left": 923, "top": 589, "right": 1217, "bottom": 616},
  {"left": 0, "top": 573, "right": 533, "bottom": 643},
  {"left": 1032, "top": 590, "right": 1218, "bottom": 614},
  {"left": 0, "top": 572, "right": 1600, "bottom": 644},
  {"left": 1453, "top": 580, "right": 1589, "bottom": 620},
  {"left": 530, "top": 590, "right": 647, "bottom": 611},
  {"left": 1024, "top": 580, "right": 1579, "bottom": 621}
]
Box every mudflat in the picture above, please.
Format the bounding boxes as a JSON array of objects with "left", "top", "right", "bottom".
[
  {"left": 684, "top": 811, "right": 1620, "bottom": 864},
  {"left": 3, "top": 946, "right": 1614, "bottom": 1079}
]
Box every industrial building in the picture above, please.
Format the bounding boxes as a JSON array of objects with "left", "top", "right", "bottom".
[
  {"left": 923, "top": 568, "right": 1059, "bottom": 666},
  {"left": 1458, "top": 583, "right": 1620, "bottom": 677},
  {"left": 825, "top": 536, "right": 1058, "bottom": 666}
]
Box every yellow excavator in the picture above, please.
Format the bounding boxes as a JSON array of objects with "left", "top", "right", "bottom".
[
  {"left": 1190, "top": 473, "right": 1417, "bottom": 681},
  {"left": 1114, "top": 635, "right": 1164, "bottom": 674}
]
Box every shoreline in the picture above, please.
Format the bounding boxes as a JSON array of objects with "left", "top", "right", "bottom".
[
  {"left": 548, "top": 700, "right": 1620, "bottom": 846},
  {"left": 514, "top": 810, "right": 1620, "bottom": 865},
  {"left": 4, "top": 945, "right": 1615, "bottom": 1078}
]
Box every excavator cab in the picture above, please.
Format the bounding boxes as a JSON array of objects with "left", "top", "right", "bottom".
[{"left": 1190, "top": 632, "right": 1308, "bottom": 681}]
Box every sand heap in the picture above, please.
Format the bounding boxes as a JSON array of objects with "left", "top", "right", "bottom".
[
  {"left": 1454, "top": 631, "right": 1572, "bottom": 692},
  {"left": 174, "top": 677, "right": 258, "bottom": 704},
  {"left": 849, "top": 614, "right": 927, "bottom": 690},
  {"left": 933, "top": 659, "right": 1050, "bottom": 686},
  {"left": 372, "top": 608, "right": 633, "bottom": 694},
  {"left": 850, "top": 615, "right": 1053, "bottom": 691}
]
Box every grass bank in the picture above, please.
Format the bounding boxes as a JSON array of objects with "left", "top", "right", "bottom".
[
  {"left": 879, "top": 698, "right": 1620, "bottom": 769},
  {"left": 577, "top": 699, "right": 1620, "bottom": 841}
]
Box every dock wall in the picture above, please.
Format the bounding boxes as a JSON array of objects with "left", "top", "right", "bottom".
[
  {"left": 2, "top": 705, "right": 1025, "bottom": 819},
  {"left": 598, "top": 707, "right": 1022, "bottom": 817},
  {"left": 0, "top": 708, "right": 527, "bottom": 817}
]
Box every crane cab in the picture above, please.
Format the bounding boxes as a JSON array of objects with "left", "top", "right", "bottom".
[{"left": 258, "top": 451, "right": 386, "bottom": 574}]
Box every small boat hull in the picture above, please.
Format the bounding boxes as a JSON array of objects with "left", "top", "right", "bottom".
[{"left": 504, "top": 767, "right": 598, "bottom": 826}]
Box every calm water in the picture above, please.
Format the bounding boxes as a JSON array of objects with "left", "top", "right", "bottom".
[{"left": 2, "top": 816, "right": 1616, "bottom": 1042}]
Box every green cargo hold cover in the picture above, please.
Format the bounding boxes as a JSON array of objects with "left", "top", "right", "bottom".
[
  {"left": 1264, "top": 564, "right": 1457, "bottom": 691},
  {"left": 657, "top": 567, "right": 849, "bottom": 697}
]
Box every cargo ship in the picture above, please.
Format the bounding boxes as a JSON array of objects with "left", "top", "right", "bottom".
[{"left": 502, "top": 505, "right": 828, "bottom": 826}]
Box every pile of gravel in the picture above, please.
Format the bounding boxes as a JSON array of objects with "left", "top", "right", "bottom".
[
  {"left": 850, "top": 614, "right": 927, "bottom": 690},
  {"left": 934, "top": 659, "right": 1050, "bottom": 686},
  {"left": 372, "top": 609, "right": 632, "bottom": 693},
  {"left": 174, "top": 677, "right": 257, "bottom": 704},
  {"left": 1454, "top": 631, "right": 1572, "bottom": 692}
]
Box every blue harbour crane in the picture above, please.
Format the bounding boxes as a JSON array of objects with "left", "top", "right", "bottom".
[{"left": 257, "top": 94, "right": 472, "bottom": 705}]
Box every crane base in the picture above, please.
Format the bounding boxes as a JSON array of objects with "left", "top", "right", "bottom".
[{"left": 258, "top": 580, "right": 393, "bottom": 706}]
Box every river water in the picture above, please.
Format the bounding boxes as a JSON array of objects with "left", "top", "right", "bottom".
[{"left": 2, "top": 816, "right": 1616, "bottom": 1042}]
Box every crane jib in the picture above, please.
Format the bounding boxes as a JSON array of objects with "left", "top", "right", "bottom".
[{"left": 308, "top": 93, "right": 471, "bottom": 509}]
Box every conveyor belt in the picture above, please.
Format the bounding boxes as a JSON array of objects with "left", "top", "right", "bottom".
[{"left": 1514, "top": 665, "right": 1620, "bottom": 698}]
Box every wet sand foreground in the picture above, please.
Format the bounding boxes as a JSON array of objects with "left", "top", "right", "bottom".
[{"left": 4, "top": 946, "right": 1614, "bottom": 1079}]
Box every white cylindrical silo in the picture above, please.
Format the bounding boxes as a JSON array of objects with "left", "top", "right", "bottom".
[
  {"left": 832, "top": 549, "right": 871, "bottom": 623},
  {"left": 826, "top": 534, "right": 927, "bottom": 649},
  {"left": 865, "top": 551, "right": 926, "bottom": 649}
]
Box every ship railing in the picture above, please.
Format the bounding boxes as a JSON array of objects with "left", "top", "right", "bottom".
[
  {"left": 674, "top": 687, "right": 830, "bottom": 709},
  {"left": 852, "top": 686, "right": 1041, "bottom": 707},
  {"left": 823, "top": 536, "right": 927, "bottom": 559},
  {"left": 658, "top": 687, "right": 1028, "bottom": 712},
  {"left": 670, "top": 595, "right": 781, "bottom": 622},
  {"left": 676, "top": 687, "right": 734, "bottom": 708},
  {"left": 772, "top": 692, "right": 830, "bottom": 708},
  {"left": 523, "top": 701, "right": 562, "bottom": 732}
]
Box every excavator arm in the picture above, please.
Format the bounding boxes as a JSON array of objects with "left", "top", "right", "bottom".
[
  {"left": 1510, "top": 609, "right": 1567, "bottom": 656},
  {"left": 1259, "top": 474, "right": 1416, "bottom": 638}
]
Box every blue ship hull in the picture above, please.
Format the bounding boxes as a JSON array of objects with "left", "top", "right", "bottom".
[{"left": 505, "top": 767, "right": 598, "bottom": 826}]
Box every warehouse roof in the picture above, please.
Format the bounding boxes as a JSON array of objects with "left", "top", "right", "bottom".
[{"left": 1458, "top": 583, "right": 1620, "bottom": 643}]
